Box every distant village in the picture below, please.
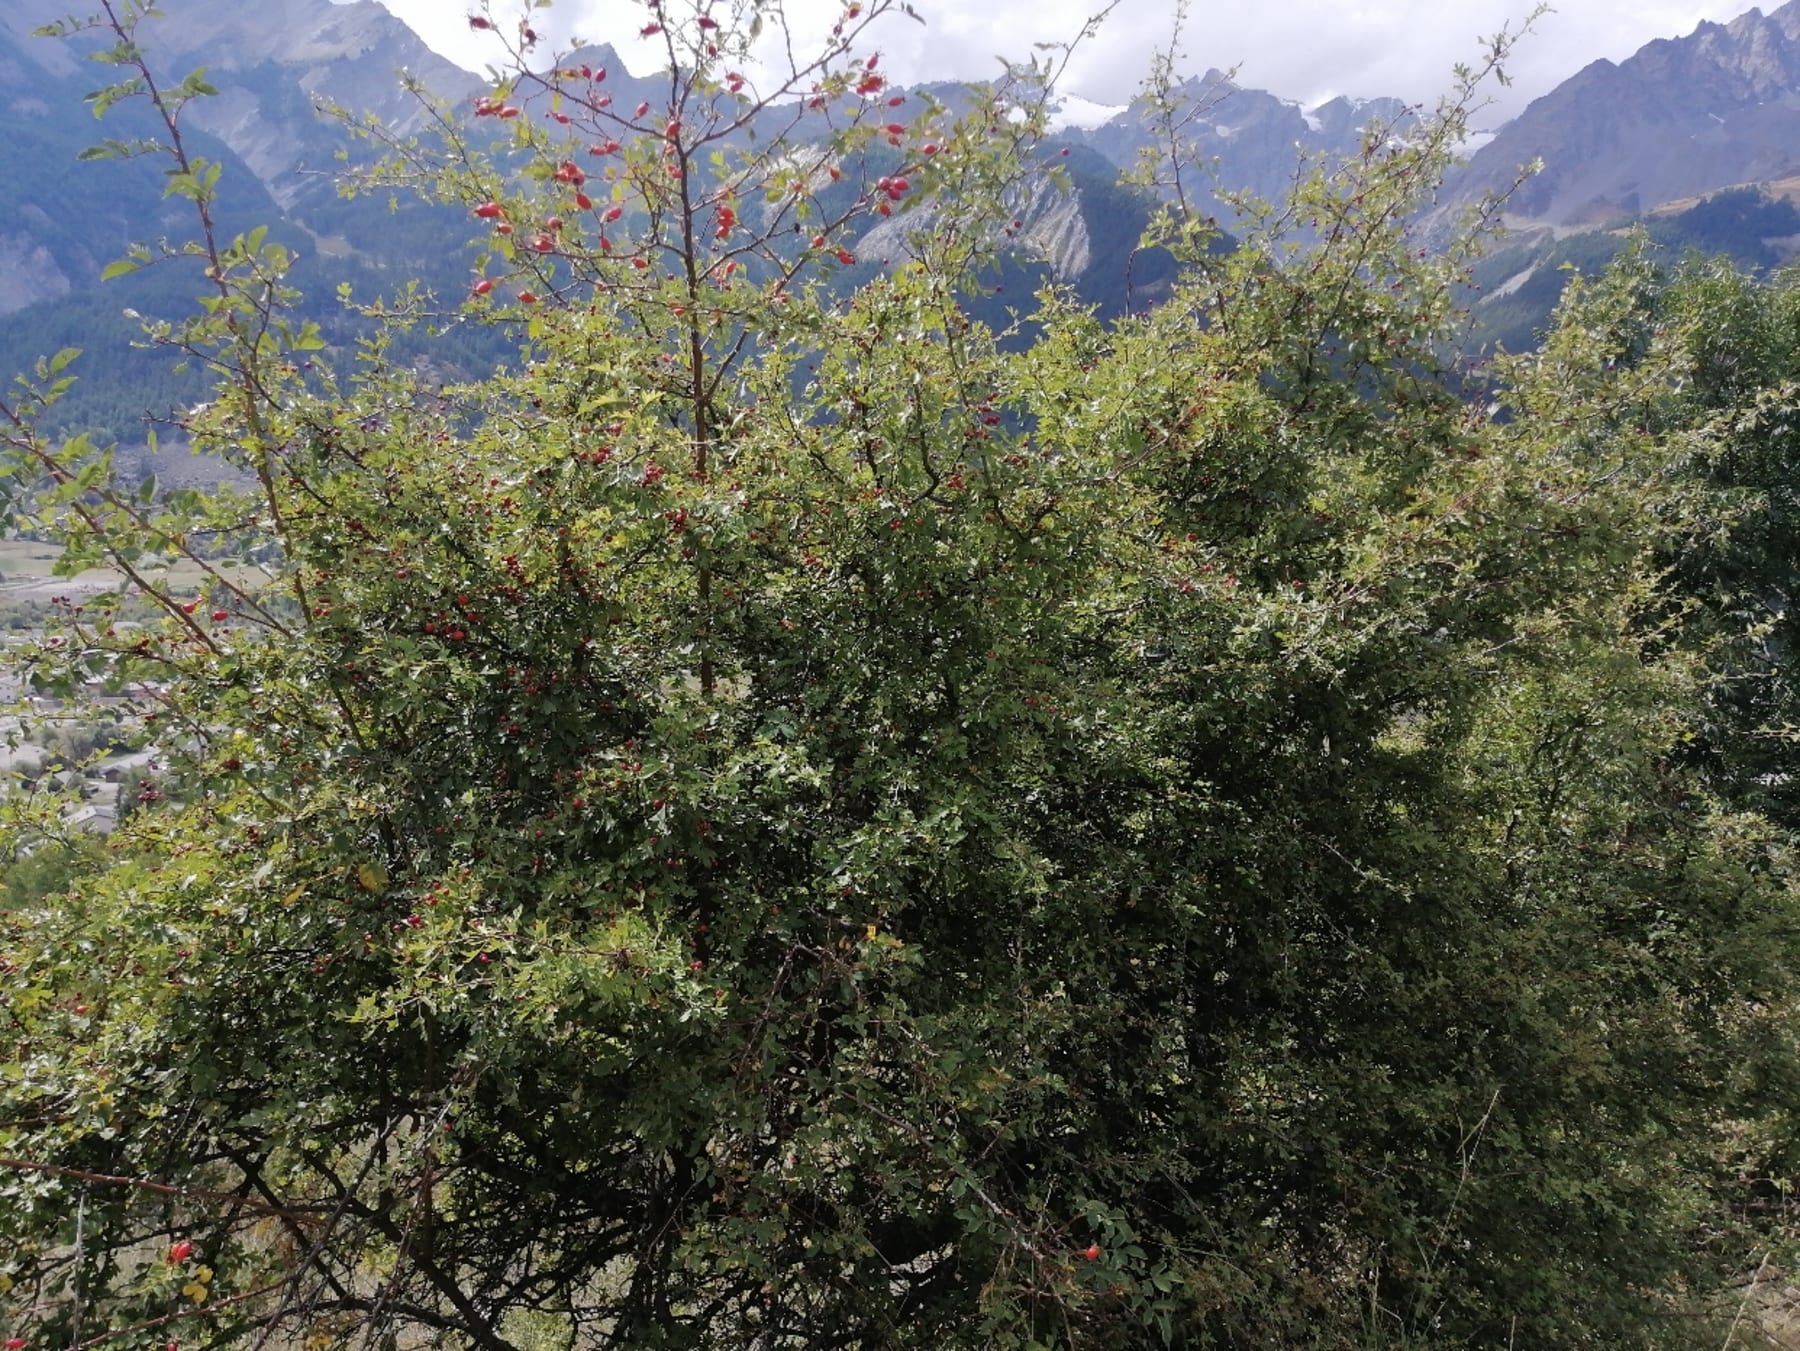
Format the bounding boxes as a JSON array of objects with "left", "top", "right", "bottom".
[{"left": 2, "top": 667, "right": 165, "bottom": 838}]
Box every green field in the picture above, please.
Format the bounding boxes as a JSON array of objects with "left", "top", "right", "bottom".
[
  {"left": 0, "top": 538, "right": 126, "bottom": 599},
  {"left": 0, "top": 538, "right": 266, "bottom": 605}
]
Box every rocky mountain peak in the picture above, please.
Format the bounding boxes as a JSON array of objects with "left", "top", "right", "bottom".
[
  {"left": 5, "top": 0, "right": 481, "bottom": 211},
  {"left": 1439, "top": 0, "right": 1800, "bottom": 227},
  {"left": 154, "top": 0, "right": 481, "bottom": 206},
  {"left": 1068, "top": 69, "right": 1414, "bottom": 230}
]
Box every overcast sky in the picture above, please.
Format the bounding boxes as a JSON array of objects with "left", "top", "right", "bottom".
[{"left": 354, "top": 0, "right": 1757, "bottom": 124}]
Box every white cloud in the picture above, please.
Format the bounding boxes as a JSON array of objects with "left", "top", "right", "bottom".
[{"left": 344, "top": 0, "right": 1756, "bottom": 122}]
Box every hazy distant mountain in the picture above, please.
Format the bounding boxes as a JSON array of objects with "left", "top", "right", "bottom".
[
  {"left": 5, "top": 0, "right": 480, "bottom": 188},
  {"left": 13, "top": 0, "right": 1800, "bottom": 439},
  {"left": 1442, "top": 2, "right": 1800, "bottom": 228},
  {"left": 0, "top": 0, "right": 505, "bottom": 440},
  {"left": 0, "top": 19, "right": 286, "bottom": 317},
  {"left": 1071, "top": 70, "right": 1411, "bottom": 222},
  {"left": 0, "top": 0, "right": 483, "bottom": 311},
  {"left": 139, "top": 0, "right": 483, "bottom": 212}
]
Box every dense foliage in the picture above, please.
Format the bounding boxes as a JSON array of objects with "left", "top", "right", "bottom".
[
  {"left": 1466, "top": 185, "right": 1800, "bottom": 356},
  {"left": 2, "top": 3, "right": 1798, "bottom": 1347}
]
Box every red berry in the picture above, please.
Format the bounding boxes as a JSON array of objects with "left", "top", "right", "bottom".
[
  {"left": 472, "top": 278, "right": 494, "bottom": 296},
  {"left": 210, "top": 609, "right": 229, "bottom": 622},
  {"left": 473, "top": 201, "right": 503, "bottom": 219},
  {"left": 168, "top": 1239, "right": 194, "bottom": 1264},
  {"left": 1081, "top": 1243, "right": 1100, "bottom": 1260}
]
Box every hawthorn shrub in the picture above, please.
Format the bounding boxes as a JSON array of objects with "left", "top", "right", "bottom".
[{"left": 0, "top": 2, "right": 1795, "bottom": 1347}]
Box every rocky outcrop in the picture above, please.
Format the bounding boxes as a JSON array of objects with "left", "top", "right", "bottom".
[
  {"left": 0, "top": 232, "right": 70, "bottom": 315},
  {"left": 1071, "top": 72, "right": 1411, "bottom": 227},
  {"left": 145, "top": 0, "right": 481, "bottom": 124},
  {"left": 172, "top": 0, "right": 480, "bottom": 211},
  {"left": 11, "top": 0, "right": 484, "bottom": 215},
  {"left": 1440, "top": 2, "right": 1800, "bottom": 227}
]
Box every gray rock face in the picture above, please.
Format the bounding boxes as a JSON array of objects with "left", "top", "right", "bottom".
[
  {"left": 854, "top": 171, "right": 1096, "bottom": 283},
  {"left": 145, "top": 0, "right": 481, "bottom": 117},
  {"left": 6, "top": 0, "right": 482, "bottom": 213},
  {"left": 142, "top": 0, "right": 483, "bottom": 211},
  {"left": 0, "top": 231, "right": 71, "bottom": 316},
  {"left": 1442, "top": 2, "right": 1800, "bottom": 226},
  {"left": 1073, "top": 71, "right": 1412, "bottom": 227}
]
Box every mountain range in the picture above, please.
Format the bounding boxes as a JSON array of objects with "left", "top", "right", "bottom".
[
  {"left": 2, "top": 0, "right": 1799, "bottom": 439},
  {"left": 1443, "top": 1, "right": 1800, "bottom": 228}
]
